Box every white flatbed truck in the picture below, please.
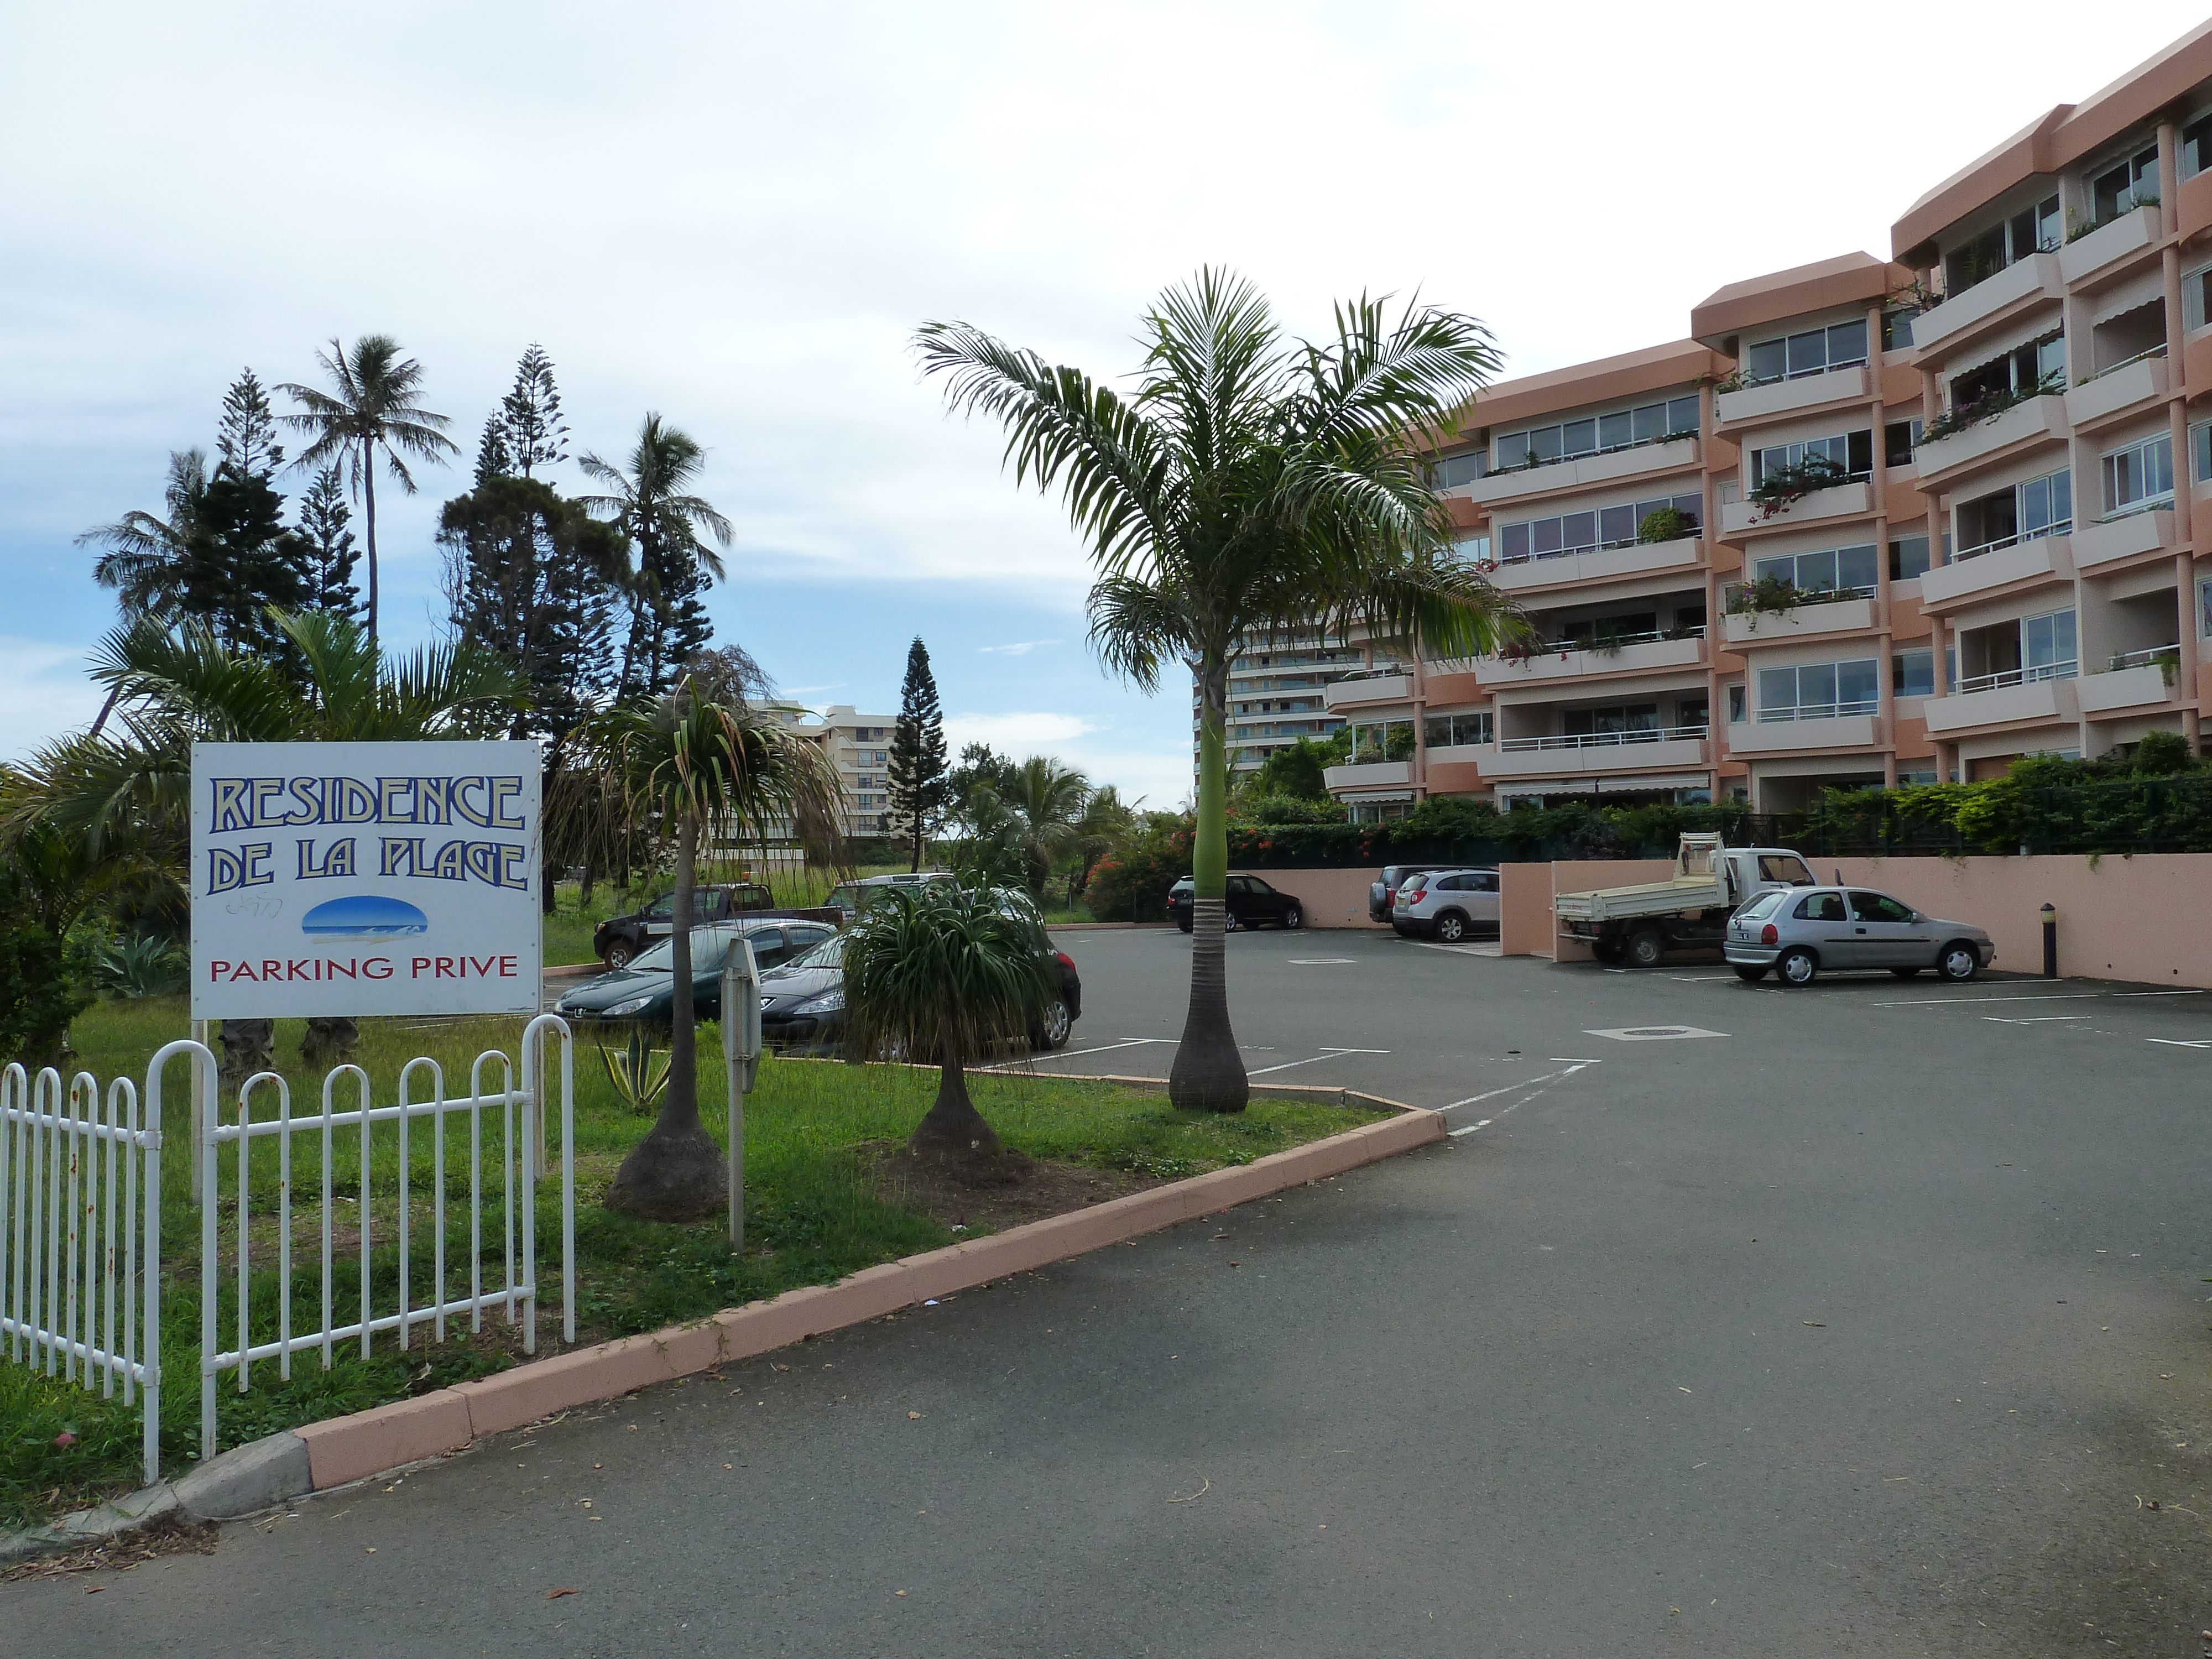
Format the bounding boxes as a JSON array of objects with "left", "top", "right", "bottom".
[{"left": 1553, "top": 832, "right": 1817, "bottom": 968}]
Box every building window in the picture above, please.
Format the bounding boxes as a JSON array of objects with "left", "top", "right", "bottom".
[
  {"left": 1747, "top": 430, "right": 1872, "bottom": 489},
  {"left": 1897, "top": 769, "right": 1938, "bottom": 786},
  {"left": 2022, "top": 608, "right": 2078, "bottom": 681},
  {"left": 1726, "top": 684, "right": 1745, "bottom": 723},
  {"left": 1893, "top": 649, "right": 1935, "bottom": 698},
  {"left": 1751, "top": 542, "right": 1877, "bottom": 598},
  {"left": 1497, "top": 493, "right": 1701, "bottom": 563},
  {"left": 2185, "top": 112, "right": 2212, "bottom": 178},
  {"left": 1882, "top": 310, "right": 1918, "bottom": 350},
  {"left": 1889, "top": 536, "right": 1932, "bottom": 581},
  {"left": 2089, "top": 143, "right": 2159, "bottom": 225},
  {"left": 1957, "top": 468, "right": 2071, "bottom": 557},
  {"left": 2199, "top": 577, "right": 2212, "bottom": 639},
  {"left": 1348, "top": 800, "right": 1411, "bottom": 824},
  {"left": 1885, "top": 419, "right": 1922, "bottom": 467},
  {"left": 1423, "top": 711, "right": 1493, "bottom": 749},
  {"left": 2102, "top": 432, "right": 2173, "bottom": 515},
  {"left": 1434, "top": 451, "right": 1488, "bottom": 488},
  {"left": 1454, "top": 533, "right": 1491, "bottom": 564},
  {"left": 1755, "top": 658, "right": 1879, "bottom": 722},
  {"left": 2184, "top": 265, "right": 2212, "bottom": 332},
  {"left": 1945, "top": 194, "right": 2058, "bottom": 294},
  {"left": 1743, "top": 319, "right": 1867, "bottom": 386},
  {"left": 1493, "top": 395, "right": 1698, "bottom": 471},
  {"left": 1946, "top": 329, "right": 2062, "bottom": 413}
]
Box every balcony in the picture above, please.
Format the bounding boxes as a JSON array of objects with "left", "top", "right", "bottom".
[
  {"left": 1715, "top": 363, "right": 1869, "bottom": 427},
  {"left": 1488, "top": 534, "right": 1702, "bottom": 593},
  {"left": 2056, "top": 204, "right": 2159, "bottom": 285},
  {"left": 2064, "top": 349, "right": 2167, "bottom": 430},
  {"left": 1911, "top": 394, "right": 2068, "bottom": 486},
  {"left": 1912, "top": 252, "right": 2063, "bottom": 356},
  {"left": 1484, "top": 630, "right": 1706, "bottom": 685},
  {"left": 1721, "top": 593, "right": 1876, "bottom": 646},
  {"left": 1425, "top": 742, "right": 1494, "bottom": 768},
  {"left": 1922, "top": 667, "right": 2079, "bottom": 734},
  {"left": 2073, "top": 505, "right": 2174, "bottom": 571},
  {"left": 1323, "top": 759, "right": 1412, "bottom": 791},
  {"left": 1320, "top": 670, "right": 1412, "bottom": 712},
  {"left": 1918, "top": 528, "right": 2072, "bottom": 608},
  {"left": 2075, "top": 652, "right": 2178, "bottom": 716},
  {"left": 1483, "top": 727, "right": 1708, "bottom": 779},
  {"left": 1464, "top": 435, "right": 1699, "bottom": 507},
  {"left": 1719, "top": 479, "right": 1871, "bottom": 537},
  {"left": 1725, "top": 712, "right": 1881, "bottom": 755}
]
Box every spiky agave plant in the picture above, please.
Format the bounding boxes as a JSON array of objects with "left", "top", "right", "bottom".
[{"left": 841, "top": 881, "right": 1055, "bottom": 1180}]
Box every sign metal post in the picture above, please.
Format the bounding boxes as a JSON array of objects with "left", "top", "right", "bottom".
[{"left": 721, "top": 938, "right": 762, "bottom": 1249}]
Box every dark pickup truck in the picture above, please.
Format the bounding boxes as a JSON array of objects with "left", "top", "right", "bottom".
[{"left": 593, "top": 883, "right": 840, "bottom": 967}]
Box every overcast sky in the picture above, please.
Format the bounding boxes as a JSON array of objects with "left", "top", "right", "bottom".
[{"left": 5, "top": 1, "right": 2206, "bottom": 808}]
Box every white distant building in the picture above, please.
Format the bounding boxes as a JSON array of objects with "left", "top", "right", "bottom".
[{"left": 765, "top": 703, "right": 899, "bottom": 837}]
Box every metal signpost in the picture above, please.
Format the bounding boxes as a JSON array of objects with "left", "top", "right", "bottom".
[{"left": 722, "top": 937, "right": 764, "bottom": 1248}]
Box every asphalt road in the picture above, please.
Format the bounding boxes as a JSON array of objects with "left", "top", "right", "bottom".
[{"left": 10, "top": 925, "right": 2212, "bottom": 1656}]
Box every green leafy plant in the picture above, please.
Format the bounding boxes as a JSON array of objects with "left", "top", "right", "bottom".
[
  {"left": 1637, "top": 506, "right": 1693, "bottom": 544},
  {"left": 598, "top": 1025, "right": 673, "bottom": 1114},
  {"left": 92, "top": 932, "right": 187, "bottom": 999},
  {"left": 1918, "top": 370, "right": 2062, "bottom": 445},
  {"left": 1749, "top": 454, "right": 1846, "bottom": 520}
]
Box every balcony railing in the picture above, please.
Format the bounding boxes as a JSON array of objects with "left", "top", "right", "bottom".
[
  {"left": 1723, "top": 582, "right": 1875, "bottom": 612},
  {"left": 2096, "top": 494, "right": 2173, "bottom": 524},
  {"left": 1498, "top": 723, "right": 1709, "bottom": 753},
  {"left": 1956, "top": 661, "right": 2078, "bottom": 695},
  {"left": 1756, "top": 699, "right": 1878, "bottom": 723},
  {"left": 1952, "top": 519, "right": 2071, "bottom": 564},
  {"left": 1332, "top": 664, "right": 1408, "bottom": 683},
  {"left": 1490, "top": 427, "right": 1697, "bottom": 477},
  {"left": 1725, "top": 354, "right": 1869, "bottom": 392},
  {"left": 2076, "top": 341, "right": 2168, "bottom": 385},
  {"left": 1504, "top": 624, "right": 1707, "bottom": 659},
  {"left": 2107, "top": 645, "right": 2181, "bottom": 674}
]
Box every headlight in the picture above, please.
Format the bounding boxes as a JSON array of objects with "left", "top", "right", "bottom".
[
  {"left": 603, "top": 995, "right": 657, "bottom": 1018},
  {"left": 795, "top": 989, "right": 844, "bottom": 1015}
]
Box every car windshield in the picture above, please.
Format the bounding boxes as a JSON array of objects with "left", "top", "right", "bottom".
[
  {"left": 778, "top": 934, "right": 845, "bottom": 973},
  {"left": 1759, "top": 854, "right": 1815, "bottom": 885},
  {"left": 1736, "top": 891, "right": 1787, "bottom": 920},
  {"left": 627, "top": 927, "right": 753, "bottom": 974}
]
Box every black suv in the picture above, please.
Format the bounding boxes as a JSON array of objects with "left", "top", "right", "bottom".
[
  {"left": 1166, "top": 873, "right": 1304, "bottom": 932},
  {"left": 593, "top": 883, "right": 776, "bottom": 968}
]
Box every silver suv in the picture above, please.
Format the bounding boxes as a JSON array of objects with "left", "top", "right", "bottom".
[{"left": 1391, "top": 868, "right": 1500, "bottom": 942}]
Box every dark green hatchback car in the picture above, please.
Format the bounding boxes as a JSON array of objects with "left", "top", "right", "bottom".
[{"left": 554, "top": 919, "right": 839, "bottom": 1027}]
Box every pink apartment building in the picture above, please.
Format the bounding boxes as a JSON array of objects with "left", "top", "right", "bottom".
[{"left": 1316, "top": 19, "right": 2212, "bottom": 817}]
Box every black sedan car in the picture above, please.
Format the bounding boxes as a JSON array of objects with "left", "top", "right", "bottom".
[
  {"left": 758, "top": 933, "right": 1083, "bottom": 1055},
  {"left": 1166, "top": 873, "right": 1305, "bottom": 932},
  {"left": 555, "top": 919, "right": 839, "bottom": 1026}
]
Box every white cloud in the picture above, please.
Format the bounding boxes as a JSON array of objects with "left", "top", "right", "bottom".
[
  {"left": 945, "top": 711, "right": 1096, "bottom": 752},
  {"left": 976, "top": 640, "right": 1061, "bottom": 657},
  {"left": 0, "top": 640, "right": 104, "bottom": 760},
  {"left": 944, "top": 709, "right": 1191, "bottom": 812}
]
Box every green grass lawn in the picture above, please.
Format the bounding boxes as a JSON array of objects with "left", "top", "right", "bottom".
[{"left": 2, "top": 993, "right": 1377, "bottom": 1531}]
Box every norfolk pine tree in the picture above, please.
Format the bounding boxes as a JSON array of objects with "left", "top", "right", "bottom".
[{"left": 888, "top": 637, "right": 949, "bottom": 870}]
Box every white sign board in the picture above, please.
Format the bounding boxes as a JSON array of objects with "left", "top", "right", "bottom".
[{"left": 190, "top": 740, "right": 542, "bottom": 1020}]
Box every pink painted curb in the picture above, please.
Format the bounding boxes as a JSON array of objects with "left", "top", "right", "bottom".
[{"left": 298, "top": 1099, "right": 1441, "bottom": 1490}]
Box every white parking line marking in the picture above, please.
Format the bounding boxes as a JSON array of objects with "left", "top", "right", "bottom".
[
  {"left": 1408, "top": 940, "right": 1502, "bottom": 955},
  {"left": 2147, "top": 1037, "right": 2212, "bottom": 1048},
  {"left": 1983, "top": 1015, "right": 2090, "bottom": 1024},
  {"left": 1288, "top": 958, "right": 1358, "bottom": 965},
  {"left": 1671, "top": 974, "right": 1737, "bottom": 982},
  {"left": 1877, "top": 989, "right": 2204, "bottom": 1007},
  {"left": 1443, "top": 1061, "right": 1600, "bottom": 1136},
  {"left": 1245, "top": 1048, "right": 1390, "bottom": 1077},
  {"left": 1029, "top": 1037, "right": 1162, "bottom": 1062},
  {"left": 1583, "top": 1025, "right": 1728, "bottom": 1042}
]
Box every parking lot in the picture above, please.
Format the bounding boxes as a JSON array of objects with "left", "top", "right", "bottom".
[{"left": 12, "top": 925, "right": 2211, "bottom": 1656}]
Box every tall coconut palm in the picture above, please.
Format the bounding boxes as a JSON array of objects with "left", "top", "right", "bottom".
[
  {"left": 916, "top": 269, "right": 1519, "bottom": 1112},
  {"left": 842, "top": 880, "right": 1055, "bottom": 1179},
  {"left": 997, "top": 756, "right": 1091, "bottom": 898},
  {"left": 77, "top": 448, "right": 212, "bottom": 618},
  {"left": 581, "top": 677, "right": 842, "bottom": 1222},
  {"left": 1, "top": 609, "right": 525, "bottom": 1076},
  {"left": 577, "top": 415, "right": 732, "bottom": 698},
  {"left": 278, "top": 336, "right": 457, "bottom": 646}
]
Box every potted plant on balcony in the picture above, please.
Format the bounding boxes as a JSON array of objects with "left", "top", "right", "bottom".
[
  {"left": 1637, "top": 505, "right": 1694, "bottom": 544},
  {"left": 1749, "top": 453, "right": 1845, "bottom": 521},
  {"left": 1724, "top": 573, "right": 1804, "bottom": 632}
]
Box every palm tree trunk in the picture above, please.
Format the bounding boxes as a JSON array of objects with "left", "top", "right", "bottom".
[
  {"left": 606, "top": 810, "right": 728, "bottom": 1220},
  {"left": 362, "top": 437, "right": 379, "bottom": 649},
  {"left": 1170, "top": 655, "right": 1248, "bottom": 1113},
  {"left": 907, "top": 1015, "right": 1005, "bottom": 1170}
]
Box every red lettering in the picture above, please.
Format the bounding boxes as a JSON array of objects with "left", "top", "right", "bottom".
[
  {"left": 288, "top": 959, "right": 314, "bottom": 981},
  {"left": 209, "top": 960, "right": 230, "bottom": 981},
  {"left": 470, "top": 955, "right": 495, "bottom": 978},
  {"left": 365, "top": 958, "right": 393, "bottom": 980},
  {"left": 410, "top": 957, "right": 431, "bottom": 978},
  {"left": 230, "top": 961, "right": 258, "bottom": 982},
  {"left": 499, "top": 954, "right": 518, "bottom": 978},
  {"left": 261, "top": 960, "right": 283, "bottom": 982},
  {"left": 434, "top": 957, "right": 456, "bottom": 978}
]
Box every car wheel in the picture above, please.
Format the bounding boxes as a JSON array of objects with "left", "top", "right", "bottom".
[
  {"left": 1177, "top": 917, "right": 1193, "bottom": 934},
  {"left": 1625, "top": 927, "right": 1667, "bottom": 970},
  {"left": 1433, "top": 911, "right": 1467, "bottom": 944},
  {"left": 1590, "top": 936, "right": 1625, "bottom": 965},
  {"left": 1888, "top": 966, "right": 1921, "bottom": 978},
  {"left": 1774, "top": 947, "right": 1818, "bottom": 987},
  {"left": 1280, "top": 903, "right": 1302, "bottom": 931},
  {"left": 1224, "top": 911, "right": 1241, "bottom": 932},
  {"left": 1732, "top": 964, "right": 1768, "bottom": 983},
  {"left": 602, "top": 940, "right": 635, "bottom": 969},
  {"left": 1937, "top": 942, "right": 1980, "bottom": 983},
  {"left": 1030, "top": 999, "right": 1073, "bottom": 1050}
]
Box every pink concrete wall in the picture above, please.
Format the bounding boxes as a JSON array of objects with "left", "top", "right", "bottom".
[
  {"left": 1254, "top": 868, "right": 1389, "bottom": 929},
  {"left": 1826, "top": 854, "right": 2212, "bottom": 986}
]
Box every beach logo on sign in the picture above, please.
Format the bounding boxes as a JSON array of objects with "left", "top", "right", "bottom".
[{"left": 300, "top": 895, "right": 430, "bottom": 940}]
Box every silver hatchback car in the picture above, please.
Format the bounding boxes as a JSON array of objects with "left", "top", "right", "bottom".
[{"left": 1723, "top": 885, "right": 1995, "bottom": 987}]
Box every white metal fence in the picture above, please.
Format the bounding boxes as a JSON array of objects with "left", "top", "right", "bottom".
[
  {"left": 0, "top": 1016, "right": 573, "bottom": 1482},
  {"left": 1, "top": 1059, "right": 172, "bottom": 1483}
]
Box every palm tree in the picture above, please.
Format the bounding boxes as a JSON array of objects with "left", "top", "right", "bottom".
[
  {"left": 580, "top": 677, "right": 842, "bottom": 1222},
  {"left": 278, "top": 336, "right": 457, "bottom": 646},
  {"left": 1, "top": 609, "right": 525, "bottom": 1076},
  {"left": 916, "top": 269, "right": 1519, "bottom": 1112},
  {"left": 577, "top": 415, "right": 732, "bottom": 697},
  {"left": 1067, "top": 782, "right": 1139, "bottom": 906},
  {"left": 841, "top": 881, "right": 1055, "bottom": 1178},
  {"left": 76, "top": 450, "right": 213, "bottom": 736},
  {"left": 997, "top": 756, "right": 1091, "bottom": 898}
]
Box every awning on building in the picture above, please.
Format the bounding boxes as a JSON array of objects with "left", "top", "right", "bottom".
[{"left": 1494, "top": 773, "right": 1710, "bottom": 799}]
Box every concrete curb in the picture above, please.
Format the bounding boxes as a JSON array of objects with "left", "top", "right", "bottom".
[
  {"left": 0, "top": 1430, "right": 315, "bottom": 1566},
  {"left": 287, "top": 1099, "right": 1440, "bottom": 1493}
]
